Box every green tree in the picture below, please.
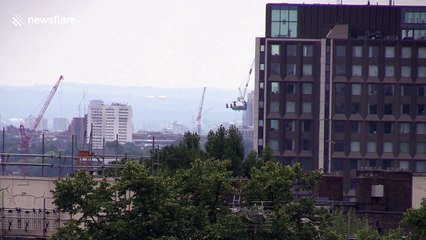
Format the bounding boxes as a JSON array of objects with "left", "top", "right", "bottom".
[
  {"left": 402, "top": 201, "right": 426, "bottom": 239},
  {"left": 205, "top": 125, "right": 244, "bottom": 176},
  {"left": 243, "top": 150, "right": 262, "bottom": 178},
  {"left": 243, "top": 161, "right": 335, "bottom": 239},
  {"left": 174, "top": 159, "right": 247, "bottom": 239},
  {"left": 155, "top": 131, "right": 204, "bottom": 172},
  {"left": 261, "top": 144, "right": 274, "bottom": 163},
  {"left": 50, "top": 159, "right": 248, "bottom": 240}
]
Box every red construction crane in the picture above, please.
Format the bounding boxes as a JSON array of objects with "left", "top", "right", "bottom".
[{"left": 19, "top": 75, "right": 63, "bottom": 174}]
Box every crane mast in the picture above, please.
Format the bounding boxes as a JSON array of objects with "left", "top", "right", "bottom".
[
  {"left": 196, "top": 87, "right": 206, "bottom": 135},
  {"left": 227, "top": 59, "right": 254, "bottom": 111},
  {"left": 19, "top": 75, "right": 63, "bottom": 174}
]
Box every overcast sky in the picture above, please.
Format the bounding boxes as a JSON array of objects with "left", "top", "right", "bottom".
[{"left": 0, "top": 0, "right": 421, "bottom": 89}]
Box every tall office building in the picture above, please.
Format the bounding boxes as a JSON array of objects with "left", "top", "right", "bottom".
[
  {"left": 87, "top": 100, "right": 133, "bottom": 149},
  {"left": 53, "top": 117, "right": 69, "bottom": 132},
  {"left": 254, "top": 3, "right": 426, "bottom": 191}
]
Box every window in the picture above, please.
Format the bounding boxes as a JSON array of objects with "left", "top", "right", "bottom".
[
  {"left": 336, "top": 65, "right": 346, "bottom": 75},
  {"left": 260, "top": 64, "right": 265, "bottom": 70},
  {"left": 401, "top": 104, "right": 411, "bottom": 115},
  {"left": 401, "top": 66, "right": 411, "bottom": 78},
  {"left": 418, "top": 47, "right": 426, "bottom": 58},
  {"left": 271, "top": 63, "right": 280, "bottom": 75},
  {"left": 271, "top": 82, "right": 280, "bottom": 94},
  {"left": 287, "top": 45, "right": 297, "bottom": 56},
  {"left": 368, "top": 84, "right": 379, "bottom": 96},
  {"left": 384, "top": 104, "right": 393, "bottom": 115},
  {"left": 260, "top": 45, "right": 265, "bottom": 52},
  {"left": 302, "top": 83, "right": 313, "bottom": 94},
  {"left": 401, "top": 85, "right": 411, "bottom": 96},
  {"left": 351, "top": 102, "right": 360, "bottom": 114},
  {"left": 351, "top": 121, "right": 361, "bottom": 133},
  {"left": 260, "top": 82, "right": 264, "bottom": 89},
  {"left": 419, "top": 85, "right": 426, "bottom": 96},
  {"left": 285, "top": 120, "right": 295, "bottom": 132},
  {"left": 369, "top": 46, "right": 379, "bottom": 58},
  {"left": 287, "top": 64, "right": 296, "bottom": 75},
  {"left": 334, "top": 121, "right": 345, "bottom": 133},
  {"left": 302, "top": 102, "right": 312, "bottom": 113},
  {"left": 270, "top": 120, "right": 279, "bottom": 131},
  {"left": 384, "top": 122, "right": 393, "bottom": 134},
  {"left": 285, "top": 139, "right": 294, "bottom": 150},
  {"left": 271, "top": 6, "right": 298, "bottom": 38},
  {"left": 302, "top": 139, "right": 311, "bottom": 151},
  {"left": 419, "top": 66, "right": 426, "bottom": 77},
  {"left": 286, "top": 101, "right": 295, "bottom": 113},
  {"left": 271, "top": 44, "right": 280, "bottom": 56},
  {"left": 286, "top": 83, "right": 296, "bottom": 94},
  {"left": 303, "top": 64, "right": 313, "bottom": 75},
  {"left": 352, "top": 84, "right": 362, "bottom": 95},
  {"left": 352, "top": 65, "right": 362, "bottom": 77},
  {"left": 334, "top": 140, "right": 344, "bottom": 152},
  {"left": 335, "top": 83, "right": 346, "bottom": 95},
  {"left": 418, "top": 104, "right": 426, "bottom": 115},
  {"left": 336, "top": 45, "right": 346, "bottom": 57},
  {"left": 399, "top": 161, "right": 410, "bottom": 170},
  {"left": 400, "top": 123, "right": 410, "bottom": 134},
  {"left": 270, "top": 101, "right": 279, "bottom": 113},
  {"left": 303, "top": 45, "right": 313, "bottom": 57},
  {"left": 335, "top": 103, "right": 345, "bottom": 114},
  {"left": 368, "top": 65, "right": 379, "bottom": 77},
  {"left": 417, "top": 123, "right": 426, "bottom": 134},
  {"left": 368, "top": 103, "right": 377, "bottom": 114},
  {"left": 352, "top": 46, "right": 362, "bottom": 57},
  {"left": 259, "top": 120, "right": 263, "bottom": 127},
  {"left": 385, "top": 46, "right": 395, "bottom": 58},
  {"left": 417, "top": 142, "right": 426, "bottom": 154},
  {"left": 351, "top": 141, "right": 360, "bottom": 152},
  {"left": 368, "top": 122, "right": 378, "bottom": 134},
  {"left": 416, "top": 161, "right": 426, "bottom": 173},
  {"left": 367, "top": 141, "right": 377, "bottom": 153},
  {"left": 269, "top": 139, "right": 279, "bottom": 151},
  {"left": 402, "top": 47, "right": 411, "bottom": 58},
  {"left": 384, "top": 84, "right": 394, "bottom": 96},
  {"left": 383, "top": 142, "right": 393, "bottom": 153},
  {"left": 400, "top": 142, "right": 410, "bottom": 153},
  {"left": 302, "top": 120, "right": 311, "bottom": 132},
  {"left": 385, "top": 65, "right": 395, "bottom": 77}
]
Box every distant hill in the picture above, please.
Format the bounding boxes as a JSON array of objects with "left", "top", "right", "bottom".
[{"left": 0, "top": 83, "right": 245, "bottom": 132}]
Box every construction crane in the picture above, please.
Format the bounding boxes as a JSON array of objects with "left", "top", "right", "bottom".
[
  {"left": 195, "top": 87, "right": 206, "bottom": 135},
  {"left": 19, "top": 75, "right": 63, "bottom": 174},
  {"left": 226, "top": 59, "right": 255, "bottom": 111}
]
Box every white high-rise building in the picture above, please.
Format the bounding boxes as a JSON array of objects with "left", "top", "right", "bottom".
[{"left": 87, "top": 100, "right": 133, "bottom": 149}]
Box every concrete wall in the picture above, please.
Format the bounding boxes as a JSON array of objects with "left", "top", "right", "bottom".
[{"left": 412, "top": 175, "right": 426, "bottom": 209}]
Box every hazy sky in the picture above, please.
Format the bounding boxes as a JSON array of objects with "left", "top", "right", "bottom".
[{"left": 0, "top": 0, "right": 421, "bottom": 89}]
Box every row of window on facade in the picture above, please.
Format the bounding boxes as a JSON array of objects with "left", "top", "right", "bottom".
[
  {"left": 334, "top": 102, "right": 426, "bottom": 116},
  {"left": 332, "top": 121, "right": 426, "bottom": 135},
  {"left": 269, "top": 138, "right": 313, "bottom": 152},
  {"left": 334, "top": 83, "right": 426, "bottom": 96},
  {"left": 269, "top": 100, "right": 313, "bottom": 114},
  {"left": 334, "top": 64, "right": 426, "bottom": 78},
  {"left": 269, "top": 82, "right": 313, "bottom": 94},
  {"left": 332, "top": 159, "right": 426, "bottom": 173},
  {"left": 269, "top": 44, "right": 426, "bottom": 59},
  {"left": 334, "top": 140, "right": 426, "bottom": 155},
  {"left": 334, "top": 45, "right": 426, "bottom": 58},
  {"left": 267, "top": 62, "right": 426, "bottom": 79}
]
